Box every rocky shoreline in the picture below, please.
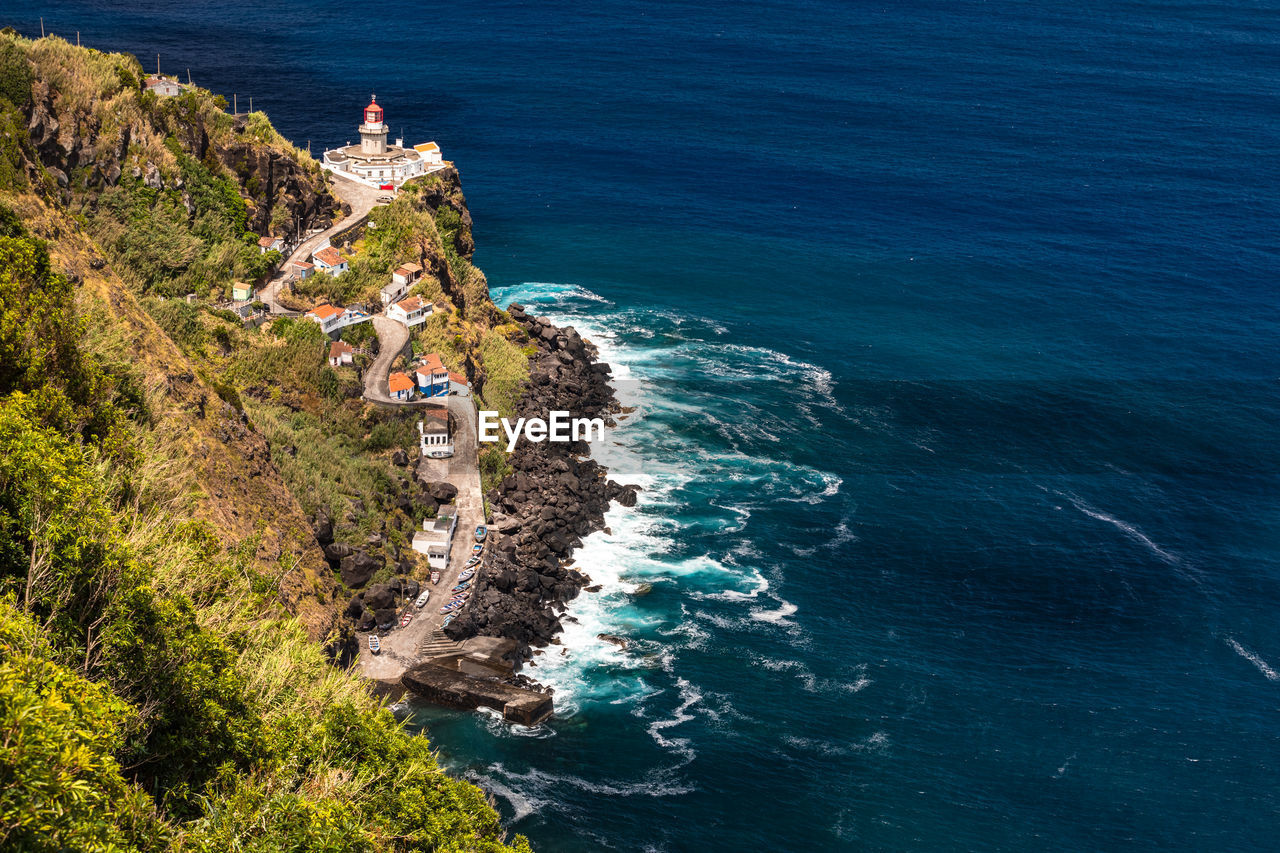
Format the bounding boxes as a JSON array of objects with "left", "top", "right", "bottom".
[{"left": 444, "top": 303, "right": 638, "bottom": 663}]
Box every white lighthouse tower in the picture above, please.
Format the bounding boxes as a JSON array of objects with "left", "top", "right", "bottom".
[
  {"left": 359, "top": 95, "right": 388, "bottom": 155},
  {"left": 322, "top": 95, "right": 445, "bottom": 187}
]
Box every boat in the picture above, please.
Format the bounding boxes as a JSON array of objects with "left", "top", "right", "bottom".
[
  {"left": 475, "top": 525, "right": 487, "bottom": 543},
  {"left": 464, "top": 557, "right": 481, "bottom": 568},
  {"left": 451, "top": 583, "right": 470, "bottom": 593},
  {"left": 459, "top": 568, "right": 475, "bottom": 581},
  {"left": 442, "top": 614, "right": 455, "bottom": 628},
  {"left": 368, "top": 634, "right": 380, "bottom": 654},
  {"left": 471, "top": 543, "right": 483, "bottom": 555},
  {"left": 400, "top": 611, "right": 414, "bottom": 627},
  {"left": 415, "top": 589, "right": 431, "bottom": 608},
  {"left": 430, "top": 570, "right": 441, "bottom": 585}
]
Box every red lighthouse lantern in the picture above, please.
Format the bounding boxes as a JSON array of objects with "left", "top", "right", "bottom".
[{"left": 364, "top": 95, "right": 383, "bottom": 126}]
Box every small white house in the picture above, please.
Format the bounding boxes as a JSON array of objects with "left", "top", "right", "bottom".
[
  {"left": 413, "top": 142, "right": 444, "bottom": 166},
  {"left": 292, "top": 260, "right": 315, "bottom": 279},
  {"left": 257, "top": 235, "right": 284, "bottom": 254},
  {"left": 144, "top": 77, "right": 182, "bottom": 97},
  {"left": 391, "top": 262, "right": 423, "bottom": 288},
  {"left": 312, "top": 246, "right": 349, "bottom": 276},
  {"left": 328, "top": 340, "right": 354, "bottom": 367},
  {"left": 388, "top": 295, "right": 431, "bottom": 328},
  {"left": 411, "top": 504, "right": 458, "bottom": 569},
  {"left": 306, "top": 304, "right": 346, "bottom": 334},
  {"left": 418, "top": 410, "right": 452, "bottom": 456},
  {"left": 380, "top": 280, "right": 407, "bottom": 306},
  {"left": 388, "top": 371, "right": 415, "bottom": 401},
  {"left": 448, "top": 370, "right": 471, "bottom": 397}
]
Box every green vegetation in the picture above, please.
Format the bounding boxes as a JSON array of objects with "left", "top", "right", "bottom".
[{"left": 0, "top": 29, "right": 534, "bottom": 849}]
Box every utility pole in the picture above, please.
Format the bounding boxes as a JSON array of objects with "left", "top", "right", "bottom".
[
  {"left": 187, "top": 68, "right": 192, "bottom": 85},
  {"left": 250, "top": 96, "right": 253, "bottom": 113},
  {"left": 39, "top": 17, "right": 44, "bottom": 37},
  {"left": 76, "top": 31, "right": 80, "bottom": 47},
  {"left": 157, "top": 54, "right": 160, "bottom": 76},
  {"left": 233, "top": 93, "right": 237, "bottom": 113}
]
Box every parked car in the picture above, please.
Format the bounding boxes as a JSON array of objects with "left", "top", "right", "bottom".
[{"left": 475, "top": 525, "right": 487, "bottom": 543}]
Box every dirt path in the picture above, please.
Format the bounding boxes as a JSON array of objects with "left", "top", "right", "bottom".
[{"left": 262, "top": 173, "right": 385, "bottom": 313}]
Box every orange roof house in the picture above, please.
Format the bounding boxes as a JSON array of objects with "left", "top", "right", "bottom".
[{"left": 388, "top": 372, "right": 415, "bottom": 399}]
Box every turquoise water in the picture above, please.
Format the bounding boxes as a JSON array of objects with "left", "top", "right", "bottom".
[{"left": 8, "top": 0, "right": 1280, "bottom": 848}]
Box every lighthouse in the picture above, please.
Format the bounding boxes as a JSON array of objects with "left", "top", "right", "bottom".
[
  {"left": 359, "top": 95, "right": 388, "bottom": 155},
  {"left": 322, "top": 95, "right": 445, "bottom": 188}
]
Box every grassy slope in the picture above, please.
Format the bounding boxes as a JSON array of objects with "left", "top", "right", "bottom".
[{"left": 0, "top": 31, "right": 532, "bottom": 852}]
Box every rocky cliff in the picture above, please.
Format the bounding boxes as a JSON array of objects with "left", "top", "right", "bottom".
[{"left": 445, "top": 304, "right": 638, "bottom": 656}]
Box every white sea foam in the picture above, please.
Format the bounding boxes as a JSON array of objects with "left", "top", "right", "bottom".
[
  {"left": 750, "top": 597, "right": 799, "bottom": 625},
  {"left": 755, "top": 656, "right": 871, "bottom": 695},
  {"left": 1064, "top": 493, "right": 1206, "bottom": 586},
  {"left": 1226, "top": 637, "right": 1280, "bottom": 682},
  {"left": 781, "top": 731, "right": 889, "bottom": 756},
  {"left": 645, "top": 677, "right": 702, "bottom": 761},
  {"left": 491, "top": 281, "right": 844, "bottom": 723},
  {"left": 482, "top": 761, "right": 696, "bottom": 802}
]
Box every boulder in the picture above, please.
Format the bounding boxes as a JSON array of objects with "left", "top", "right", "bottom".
[
  {"left": 421, "top": 481, "right": 458, "bottom": 503},
  {"left": 323, "top": 542, "right": 353, "bottom": 562},
  {"left": 363, "top": 585, "right": 395, "bottom": 611},
  {"left": 391, "top": 448, "right": 409, "bottom": 467},
  {"left": 340, "top": 550, "right": 382, "bottom": 588},
  {"left": 597, "top": 633, "right": 628, "bottom": 649},
  {"left": 374, "top": 608, "right": 397, "bottom": 631}
]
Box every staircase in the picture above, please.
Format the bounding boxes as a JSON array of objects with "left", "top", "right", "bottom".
[{"left": 419, "top": 628, "right": 462, "bottom": 660}]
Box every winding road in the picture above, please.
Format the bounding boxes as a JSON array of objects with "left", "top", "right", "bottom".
[
  {"left": 361, "top": 315, "right": 412, "bottom": 404},
  {"left": 261, "top": 172, "right": 386, "bottom": 314}
]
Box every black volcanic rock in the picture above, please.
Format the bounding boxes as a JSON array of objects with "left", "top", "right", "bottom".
[
  {"left": 444, "top": 312, "right": 638, "bottom": 655},
  {"left": 323, "top": 542, "right": 352, "bottom": 562},
  {"left": 362, "top": 585, "right": 395, "bottom": 611},
  {"left": 340, "top": 550, "right": 382, "bottom": 588}
]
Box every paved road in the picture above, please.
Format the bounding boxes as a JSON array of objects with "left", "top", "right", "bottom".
[
  {"left": 359, "top": 393, "right": 483, "bottom": 684},
  {"left": 362, "top": 315, "right": 412, "bottom": 404},
  {"left": 261, "top": 173, "right": 386, "bottom": 313}
]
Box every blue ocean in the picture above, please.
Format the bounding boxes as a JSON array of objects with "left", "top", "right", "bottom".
[{"left": 11, "top": 1, "right": 1280, "bottom": 849}]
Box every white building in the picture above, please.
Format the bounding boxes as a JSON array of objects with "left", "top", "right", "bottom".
[
  {"left": 305, "top": 304, "right": 371, "bottom": 335},
  {"left": 418, "top": 409, "right": 452, "bottom": 457},
  {"left": 388, "top": 295, "right": 431, "bottom": 328},
  {"left": 312, "top": 246, "right": 348, "bottom": 276},
  {"left": 328, "top": 340, "right": 354, "bottom": 366},
  {"left": 145, "top": 76, "right": 182, "bottom": 97},
  {"left": 380, "top": 280, "right": 407, "bottom": 306},
  {"left": 392, "top": 262, "right": 423, "bottom": 288},
  {"left": 412, "top": 504, "right": 457, "bottom": 569},
  {"left": 415, "top": 353, "right": 449, "bottom": 397},
  {"left": 258, "top": 235, "right": 284, "bottom": 254},
  {"left": 322, "top": 97, "right": 448, "bottom": 188}
]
